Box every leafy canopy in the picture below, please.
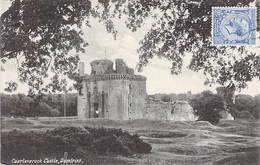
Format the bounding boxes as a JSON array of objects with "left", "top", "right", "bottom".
[{"left": 1, "top": 0, "right": 259, "bottom": 94}]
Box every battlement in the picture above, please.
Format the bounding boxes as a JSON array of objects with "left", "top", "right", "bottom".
[
  {"left": 82, "top": 74, "right": 146, "bottom": 81},
  {"left": 80, "top": 59, "right": 136, "bottom": 76}
]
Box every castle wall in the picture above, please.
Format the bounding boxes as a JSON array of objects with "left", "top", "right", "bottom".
[
  {"left": 145, "top": 99, "right": 197, "bottom": 121},
  {"left": 77, "top": 81, "right": 88, "bottom": 119},
  {"left": 145, "top": 100, "right": 172, "bottom": 120},
  {"left": 79, "top": 77, "right": 146, "bottom": 120},
  {"left": 106, "top": 79, "right": 129, "bottom": 119},
  {"left": 170, "top": 101, "right": 196, "bottom": 121},
  {"left": 128, "top": 80, "right": 146, "bottom": 119}
]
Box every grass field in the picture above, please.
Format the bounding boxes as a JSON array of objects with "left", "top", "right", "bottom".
[{"left": 1, "top": 117, "right": 260, "bottom": 165}]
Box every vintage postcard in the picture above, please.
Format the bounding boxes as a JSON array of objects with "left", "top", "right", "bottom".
[{"left": 1, "top": 0, "right": 260, "bottom": 165}]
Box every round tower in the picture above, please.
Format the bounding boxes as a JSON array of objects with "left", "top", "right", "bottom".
[{"left": 216, "top": 87, "right": 235, "bottom": 108}]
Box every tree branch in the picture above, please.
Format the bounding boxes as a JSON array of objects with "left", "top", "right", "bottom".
[{"left": 0, "top": 49, "right": 24, "bottom": 58}]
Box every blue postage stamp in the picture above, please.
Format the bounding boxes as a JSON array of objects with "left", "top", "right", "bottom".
[{"left": 212, "top": 7, "right": 256, "bottom": 45}]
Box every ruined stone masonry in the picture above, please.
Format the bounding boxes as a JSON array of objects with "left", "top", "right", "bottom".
[
  {"left": 77, "top": 59, "right": 146, "bottom": 120},
  {"left": 216, "top": 87, "right": 235, "bottom": 107},
  {"left": 145, "top": 98, "right": 197, "bottom": 121},
  {"left": 216, "top": 87, "right": 235, "bottom": 120}
]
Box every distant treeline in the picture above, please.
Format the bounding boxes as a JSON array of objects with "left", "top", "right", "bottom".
[
  {"left": 1, "top": 92, "right": 259, "bottom": 119},
  {"left": 1, "top": 93, "right": 77, "bottom": 117}
]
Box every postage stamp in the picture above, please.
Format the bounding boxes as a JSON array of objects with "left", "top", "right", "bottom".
[{"left": 212, "top": 7, "right": 256, "bottom": 45}]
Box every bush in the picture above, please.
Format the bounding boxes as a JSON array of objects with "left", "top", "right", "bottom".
[
  {"left": 1, "top": 130, "right": 46, "bottom": 163},
  {"left": 84, "top": 127, "right": 152, "bottom": 155},
  {"left": 92, "top": 135, "right": 132, "bottom": 156},
  {"left": 190, "top": 91, "right": 224, "bottom": 125},
  {"left": 1, "top": 126, "right": 152, "bottom": 164},
  {"left": 135, "top": 141, "right": 153, "bottom": 153}
]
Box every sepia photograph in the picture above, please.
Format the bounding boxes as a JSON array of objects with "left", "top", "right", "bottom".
[{"left": 0, "top": 0, "right": 260, "bottom": 164}]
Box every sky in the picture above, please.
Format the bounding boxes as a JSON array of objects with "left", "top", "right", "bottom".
[{"left": 0, "top": 0, "right": 260, "bottom": 96}]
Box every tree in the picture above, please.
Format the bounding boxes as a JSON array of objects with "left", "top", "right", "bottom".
[
  {"left": 0, "top": 94, "right": 21, "bottom": 116},
  {"left": 1, "top": 93, "right": 61, "bottom": 117},
  {"left": 36, "top": 102, "right": 60, "bottom": 117},
  {"left": 0, "top": 0, "right": 113, "bottom": 94},
  {"left": 1, "top": 0, "right": 259, "bottom": 94},
  {"left": 176, "top": 93, "right": 189, "bottom": 101},
  {"left": 190, "top": 90, "right": 224, "bottom": 124},
  {"left": 65, "top": 93, "right": 77, "bottom": 116},
  {"left": 161, "top": 94, "right": 171, "bottom": 102},
  {"left": 132, "top": 0, "right": 259, "bottom": 90},
  {"left": 231, "top": 94, "right": 260, "bottom": 119},
  {"left": 234, "top": 94, "right": 257, "bottom": 119}
]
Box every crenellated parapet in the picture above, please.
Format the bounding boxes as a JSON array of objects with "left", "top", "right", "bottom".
[
  {"left": 79, "top": 59, "right": 144, "bottom": 81},
  {"left": 87, "top": 59, "right": 136, "bottom": 76},
  {"left": 82, "top": 74, "right": 146, "bottom": 81}
]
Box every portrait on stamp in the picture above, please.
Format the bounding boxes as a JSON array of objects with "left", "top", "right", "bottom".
[{"left": 212, "top": 7, "right": 256, "bottom": 45}]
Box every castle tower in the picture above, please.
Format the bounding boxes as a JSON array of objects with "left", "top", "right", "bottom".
[
  {"left": 77, "top": 59, "right": 147, "bottom": 120},
  {"left": 216, "top": 87, "right": 235, "bottom": 108}
]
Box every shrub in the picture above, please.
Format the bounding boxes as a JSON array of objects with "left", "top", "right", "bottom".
[
  {"left": 84, "top": 127, "right": 152, "bottom": 155},
  {"left": 135, "top": 141, "right": 153, "bottom": 153},
  {"left": 1, "top": 126, "right": 152, "bottom": 164},
  {"left": 92, "top": 135, "right": 132, "bottom": 156},
  {"left": 1, "top": 130, "right": 46, "bottom": 163}
]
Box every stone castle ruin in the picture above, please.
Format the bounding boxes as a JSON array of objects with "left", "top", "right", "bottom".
[
  {"left": 216, "top": 87, "right": 235, "bottom": 120},
  {"left": 77, "top": 59, "right": 237, "bottom": 121},
  {"left": 77, "top": 59, "right": 146, "bottom": 120},
  {"left": 77, "top": 59, "right": 197, "bottom": 121},
  {"left": 145, "top": 99, "right": 197, "bottom": 121},
  {"left": 216, "top": 87, "right": 235, "bottom": 108}
]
